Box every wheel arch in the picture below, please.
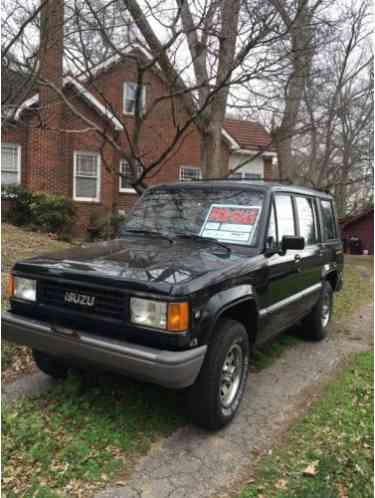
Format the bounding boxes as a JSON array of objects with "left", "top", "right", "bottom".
[
  {"left": 219, "top": 299, "right": 259, "bottom": 346},
  {"left": 325, "top": 270, "right": 339, "bottom": 291},
  {"left": 201, "top": 285, "right": 260, "bottom": 347}
]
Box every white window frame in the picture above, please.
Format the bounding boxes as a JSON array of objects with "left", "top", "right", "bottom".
[
  {"left": 1, "top": 143, "right": 21, "bottom": 185},
  {"left": 229, "top": 171, "right": 262, "bottom": 180},
  {"left": 119, "top": 159, "right": 143, "bottom": 193},
  {"left": 179, "top": 166, "right": 202, "bottom": 182},
  {"left": 123, "top": 82, "right": 146, "bottom": 116},
  {"left": 73, "top": 151, "right": 101, "bottom": 202}
]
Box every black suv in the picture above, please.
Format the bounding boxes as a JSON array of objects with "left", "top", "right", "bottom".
[{"left": 3, "top": 181, "right": 343, "bottom": 430}]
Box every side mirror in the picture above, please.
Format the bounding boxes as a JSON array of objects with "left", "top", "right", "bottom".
[{"left": 281, "top": 235, "right": 305, "bottom": 253}]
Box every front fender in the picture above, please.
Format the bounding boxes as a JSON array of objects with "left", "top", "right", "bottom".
[{"left": 197, "top": 284, "right": 258, "bottom": 344}]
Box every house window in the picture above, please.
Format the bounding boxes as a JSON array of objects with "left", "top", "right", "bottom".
[
  {"left": 179, "top": 166, "right": 202, "bottom": 182},
  {"left": 73, "top": 152, "right": 100, "bottom": 202},
  {"left": 1, "top": 143, "right": 21, "bottom": 185},
  {"left": 243, "top": 172, "right": 262, "bottom": 180},
  {"left": 123, "top": 82, "right": 146, "bottom": 115},
  {"left": 119, "top": 160, "right": 143, "bottom": 192},
  {"left": 229, "top": 171, "right": 262, "bottom": 180}
]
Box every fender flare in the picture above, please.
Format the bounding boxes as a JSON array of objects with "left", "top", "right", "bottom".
[
  {"left": 321, "top": 264, "right": 341, "bottom": 291},
  {"left": 199, "top": 284, "right": 259, "bottom": 344}
]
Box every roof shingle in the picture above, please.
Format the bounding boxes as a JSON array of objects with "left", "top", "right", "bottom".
[{"left": 223, "top": 118, "right": 275, "bottom": 152}]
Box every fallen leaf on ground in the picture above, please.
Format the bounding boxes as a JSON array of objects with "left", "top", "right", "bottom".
[
  {"left": 337, "top": 483, "right": 348, "bottom": 498},
  {"left": 275, "top": 479, "right": 287, "bottom": 489},
  {"left": 303, "top": 460, "right": 319, "bottom": 477}
]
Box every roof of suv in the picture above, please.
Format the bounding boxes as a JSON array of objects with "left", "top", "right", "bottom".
[{"left": 154, "top": 180, "right": 333, "bottom": 199}]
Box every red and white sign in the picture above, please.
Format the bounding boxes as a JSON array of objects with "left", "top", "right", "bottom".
[{"left": 200, "top": 204, "right": 261, "bottom": 245}]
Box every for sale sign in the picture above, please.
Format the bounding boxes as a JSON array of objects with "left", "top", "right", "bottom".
[{"left": 200, "top": 204, "right": 261, "bottom": 245}]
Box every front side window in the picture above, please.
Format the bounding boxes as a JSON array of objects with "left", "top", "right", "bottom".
[
  {"left": 179, "top": 166, "right": 202, "bottom": 182},
  {"left": 123, "top": 82, "right": 146, "bottom": 115},
  {"left": 275, "top": 194, "right": 296, "bottom": 239},
  {"left": 73, "top": 152, "right": 100, "bottom": 202},
  {"left": 296, "top": 196, "right": 318, "bottom": 245},
  {"left": 119, "top": 160, "right": 143, "bottom": 192},
  {"left": 1, "top": 143, "right": 21, "bottom": 185},
  {"left": 121, "top": 187, "right": 264, "bottom": 247},
  {"left": 266, "top": 202, "right": 278, "bottom": 249},
  {"left": 320, "top": 199, "right": 337, "bottom": 240}
]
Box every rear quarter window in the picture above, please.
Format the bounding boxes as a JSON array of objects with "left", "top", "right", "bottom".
[{"left": 320, "top": 199, "right": 337, "bottom": 240}]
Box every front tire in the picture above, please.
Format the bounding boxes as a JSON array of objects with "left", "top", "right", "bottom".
[
  {"left": 187, "top": 319, "right": 250, "bottom": 430},
  {"left": 32, "top": 350, "right": 69, "bottom": 379},
  {"left": 302, "top": 281, "right": 333, "bottom": 341}
]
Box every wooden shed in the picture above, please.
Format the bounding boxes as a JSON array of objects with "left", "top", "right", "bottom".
[{"left": 340, "top": 208, "right": 374, "bottom": 255}]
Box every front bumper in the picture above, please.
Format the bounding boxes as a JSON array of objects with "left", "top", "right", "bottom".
[{"left": 2, "top": 312, "right": 207, "bottom": 389}]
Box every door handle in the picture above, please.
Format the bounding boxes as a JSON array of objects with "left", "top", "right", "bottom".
[{"left": 294, "top": 254, "right": 302, "bottom": 271}]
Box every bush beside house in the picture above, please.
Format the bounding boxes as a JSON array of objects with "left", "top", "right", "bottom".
[{"left": 2, "top": 185, "right": 75, "bottom": 239}]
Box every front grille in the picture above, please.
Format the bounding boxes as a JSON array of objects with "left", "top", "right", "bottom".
[{"left": 38, "top": 280, "right": 126, "bottom": 320}]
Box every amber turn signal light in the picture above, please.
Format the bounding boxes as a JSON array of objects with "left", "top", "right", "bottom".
[
  {"left": 5, "top": 274, "right": 14, "bottom": 300},
  {"left": 167, "top": 302, "right": 189, "bottom": 332}
]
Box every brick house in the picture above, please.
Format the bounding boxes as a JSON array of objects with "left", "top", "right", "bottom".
[{"left": 1, "top": 0, "right": 275, "bottom": 235}]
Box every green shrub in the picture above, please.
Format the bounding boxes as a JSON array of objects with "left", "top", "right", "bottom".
[
  {"left": 2, "top": 184, "right": 34, "bottom": 226},
  {"left": 29, "top": 192, "right": 75, "bottom": 234},
  {"left": 1, "top": 185, "right": 75, "bottom": 238},
  {"left": 87, "top": 212, "right": 126, "bottom": 241}
]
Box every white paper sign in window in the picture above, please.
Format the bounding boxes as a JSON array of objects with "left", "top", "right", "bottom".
[{"left": 200, "top": 204, "right": 261, "bottom": 245}]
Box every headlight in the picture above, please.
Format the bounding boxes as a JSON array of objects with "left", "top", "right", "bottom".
[
  {"left": 130, "top": 298, "right": 189, "bottom": 332},
  {"left": 13, "top": 277, "right": 37, "bottom": 302}
]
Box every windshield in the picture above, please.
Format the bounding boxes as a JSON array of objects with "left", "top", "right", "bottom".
[{"left": 120, "top": 187, "right": 264, "bottom": 246}]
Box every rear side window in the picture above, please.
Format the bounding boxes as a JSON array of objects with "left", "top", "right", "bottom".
[
  {"left": 320, "top": 200, "right": 337, "bottom": 240},
  {"left": 275, "top": 194, "right": 296, "bottom": 239},
  {"left": 296, "top": 196, "right": 318, "bottom": 245}
]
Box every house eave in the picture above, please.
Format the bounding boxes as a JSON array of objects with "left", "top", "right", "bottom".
[{"left": 13, "top": 77, "right": 124, "bottom": 131}]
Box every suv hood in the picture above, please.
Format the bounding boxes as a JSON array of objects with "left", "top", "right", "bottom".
[{"left": 15, "top": 236, "right": 258, "bottom": 296}]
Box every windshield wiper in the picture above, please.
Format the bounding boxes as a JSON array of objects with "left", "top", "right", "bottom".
[
  {"left": 174, "top": 233, "right": 231, "bottom": 254},
  {"left": 123, "top": 228, "right": 173, "bottom": 243}
]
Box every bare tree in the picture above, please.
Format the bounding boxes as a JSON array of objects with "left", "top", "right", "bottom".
[
  {"left": 291, "top": 0, "right": 373, "bottom": 214},
  {"left": 2, "top": 0, "right": 372, "bottom": 213}
]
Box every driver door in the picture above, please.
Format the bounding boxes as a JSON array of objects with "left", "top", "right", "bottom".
[{"left": 258, "top": 193, "right": 302, "bottom": 342}]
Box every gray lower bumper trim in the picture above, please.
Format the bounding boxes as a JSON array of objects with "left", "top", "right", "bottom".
[{"left": 2, "top": 312, "right": 207, "bottom": 389}]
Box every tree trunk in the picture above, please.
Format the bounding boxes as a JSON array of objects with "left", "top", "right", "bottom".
[{"left": 205, "top": 123, "right": 225, "bottom": 178}]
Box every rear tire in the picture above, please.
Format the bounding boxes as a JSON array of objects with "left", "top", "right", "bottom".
[
  {"left": 186, "top": 319, "right": 250, "bottom": 430},
  {"left": 32, "top": 350, "right": 69, "bottom": 379},
  {"left": 302, "top": 281, "right": 333, "bottom": 341}
]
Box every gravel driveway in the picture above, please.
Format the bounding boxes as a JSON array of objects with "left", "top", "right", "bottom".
[{"left": 3, "top": 303, "right": 372, "bottom": 498}]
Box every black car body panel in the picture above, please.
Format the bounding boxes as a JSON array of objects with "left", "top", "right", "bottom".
[{"left": 3, "top": 181, "right": 344, "bottom": 388}]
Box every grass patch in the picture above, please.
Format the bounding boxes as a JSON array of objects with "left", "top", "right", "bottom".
[
  {"left": 2, "top": 223, "right": 72, "bottom": 274},
  {"left": 2, "top": 373, "right": 185, "bottom": 497},
  {"left": 253, "top": 334, "right": 300, "bottom": 370},
  {"left": 333, "top": 257, "right": 373, "bottom": 321},
  {"left": 239, "top": 351, "right": 374, "bottom": 498}
]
